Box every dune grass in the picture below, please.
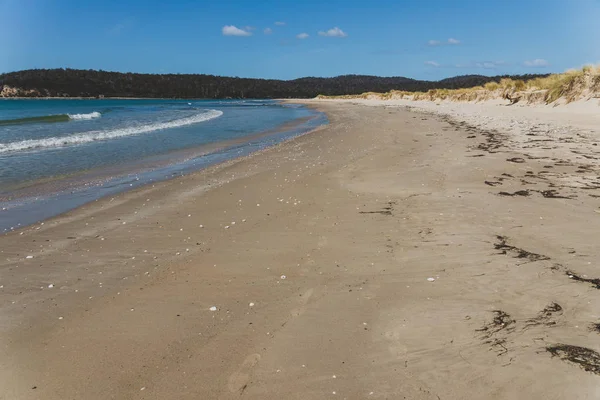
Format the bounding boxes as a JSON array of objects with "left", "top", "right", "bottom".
[
  {"left": 319, "top": 66, "right": 600, "bottom": 104},
  {"left": 527, "top": 67, "right": 599, "bottom": 102}
]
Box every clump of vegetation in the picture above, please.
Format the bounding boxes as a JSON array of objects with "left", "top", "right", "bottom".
[
  {"left": 484, "top": 81, "right": 500, "bottom": 91},
  {"left": 319, "top": 65, "right": 600, "bottom": 105}
]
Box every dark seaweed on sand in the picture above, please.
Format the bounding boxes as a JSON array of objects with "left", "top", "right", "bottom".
[
  {"left": 547, "top": 345, "right": 600, "bottom": 375},
  {"left": 476, "top": 310, "right": 515, "bottom": 338},
  {"left": 494, "top": 236, "right": 550, "bottom": 262},
  {"left": 566, "top": 271, "right": 600, "bottom": 289}
]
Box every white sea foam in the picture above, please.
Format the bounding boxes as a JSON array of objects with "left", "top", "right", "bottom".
[
  {"left": 0, "top": 110, "right": 223, "bottom": 154},
  {"left": 68, "top": 111, "right": 102, "bottom": 120}
]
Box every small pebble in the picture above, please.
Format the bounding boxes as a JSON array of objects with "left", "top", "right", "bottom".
[
  {"left": 209, "top": 306, "right": 217, "bottom": 311},
  {"left": 427, "top": 277, "right": 435, "bottom": 282}
]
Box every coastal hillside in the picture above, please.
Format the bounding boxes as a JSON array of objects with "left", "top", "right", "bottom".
[
  {"left": 0, "top": 69, "right": 545, "bottom": 99},
  {"left": 318, "top": 66, "right": 600, "bottom": 105}
]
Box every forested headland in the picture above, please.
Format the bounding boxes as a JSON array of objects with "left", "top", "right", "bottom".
[{"left": 0, "top": 68, "right": 548, "bottom": 99}]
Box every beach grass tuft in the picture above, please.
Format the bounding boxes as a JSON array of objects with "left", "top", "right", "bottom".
[{"left": 318, "top": 65, "right": 600, "bottom": 105}]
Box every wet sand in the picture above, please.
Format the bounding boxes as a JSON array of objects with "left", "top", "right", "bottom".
[
  {"left": 0, "top": 111, "right": 326, "bottom": 233},
  {"left": 2, "top": 100, "right": 600, "bottom": 399}
]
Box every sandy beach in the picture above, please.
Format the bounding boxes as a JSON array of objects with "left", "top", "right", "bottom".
[{"left": 2, "top": 99, "right": 600, "bottom": 399}]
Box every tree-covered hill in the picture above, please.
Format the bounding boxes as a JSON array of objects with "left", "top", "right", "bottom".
[{"left": 0, "top": 68, "right": 548, "bottom": 98}]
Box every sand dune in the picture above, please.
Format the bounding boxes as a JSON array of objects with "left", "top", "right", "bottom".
[{"left": 319, "top": 66, "right": 600, "bottom": 106}]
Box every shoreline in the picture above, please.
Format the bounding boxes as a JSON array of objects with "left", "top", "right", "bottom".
[
  {"left": 0, "top": 115, "right": 316, "bottom": 197},
  {"left": 0, "top": 97, "right": 315, "bottom": 100},
  {"left": 2, "top": 100, "right": 600, "bottom": 399},
  {"left": 0, "top": 105, "right": 327, "bottom": 233}
]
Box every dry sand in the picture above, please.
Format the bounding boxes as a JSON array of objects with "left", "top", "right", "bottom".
[{"left": 2, "top": 100, "right": 600, "bottom": 399}]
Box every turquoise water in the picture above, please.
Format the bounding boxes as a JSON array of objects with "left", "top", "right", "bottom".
[{"left": 0, "top": 99, "right": 326, "bottom": 231}]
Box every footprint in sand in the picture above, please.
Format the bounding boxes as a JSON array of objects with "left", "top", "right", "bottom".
[
  {"left": 227, "top": 289, "right": 315, "bottom": 393},
  {"left": 227, "top": 353, "right": 261, "bottom": 393},
  {"left": 290, "top": 288, "right": 314, "bottom": 318}
]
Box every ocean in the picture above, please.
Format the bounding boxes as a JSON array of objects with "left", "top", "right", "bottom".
[{"left": 0, "top": 99, "right": 327, "bottom": 232}]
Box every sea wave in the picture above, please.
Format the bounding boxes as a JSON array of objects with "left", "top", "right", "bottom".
[
  {"left": 0, "top": 110, "right": 223, "bottom": 154},
  {"left": 0, "top": 111, "right": 102, "bottom": 126},
  {"left": 68, "top": 111, "right": 102, "bottom": 120},
  {"left": 0, "top": 114, "right": 71, "bottom": 126}
]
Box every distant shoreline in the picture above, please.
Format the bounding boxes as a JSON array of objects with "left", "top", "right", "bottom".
[
  {"left": 1, "top": 68, "right": 549, "bottom": 99},
  {"left": 0, "top": 97, "right": 210, "bottom": 100},
  {"left": 0, "top": 97, "right": 314, "bottom": 100}
]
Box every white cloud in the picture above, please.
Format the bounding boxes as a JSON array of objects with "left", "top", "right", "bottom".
[
  {"left": 454, "top": 61, "right": 507, "bottom": 69},
  {"left": 474, "top": 61, "right": 505, "bottom": 69},
  {"left": 318, "top": 27, "right": 347, "bottom": 37},
  {"left": 423, "top": 60, "right": 506, "bottom": 69},
  {"left": 296, "top": 33, "right": 309, "bottom": 39},
  {"left": 244, "top": 26, "right": 256, "bottom": 31},
  {"left": 222, "top": 25, "right": 252, "bottom": 36},
  {"left": 275, "top": 21, "right": 286, "bottom": 26},
  {"left": 572, "top": 61, "right": 600, "bottom": 71},
  {"left": 428, "top": 38, "right": 461, "bottom": 46},
  {"left": 524, "top": 58, "right": 549, "bottom": 67},
  {"left": 264, "top": 27, "right": 273, "bottom": 35}
]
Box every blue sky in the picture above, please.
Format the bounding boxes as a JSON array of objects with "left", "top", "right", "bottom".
[{"left": 2, "top": 0, "right": 599, "bottom": 80}]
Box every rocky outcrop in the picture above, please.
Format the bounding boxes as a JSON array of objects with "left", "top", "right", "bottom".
[{"left": 0, "top": 85, "right": 45, "bottom": 98}]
